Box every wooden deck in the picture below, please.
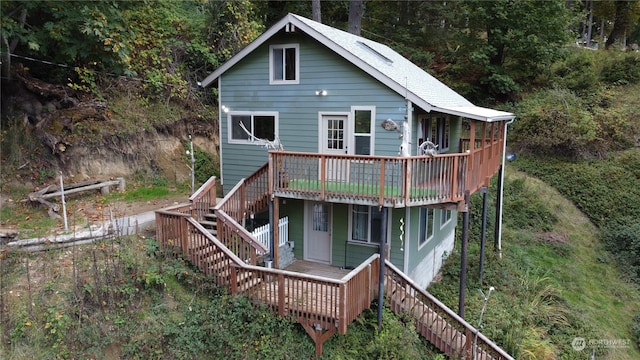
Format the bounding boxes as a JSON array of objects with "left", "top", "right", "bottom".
[
  {"left": 284, "top": 260, "right": 351, "bottom": 279},
  {"left": 155, "top": 174, "right": 514, "bottom": 359}
]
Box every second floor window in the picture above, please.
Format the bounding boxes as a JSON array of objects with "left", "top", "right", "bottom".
[
  {"left": 270, "top": 44, "right": 299, "bottom": 84},
  {"left": 228, "top": 112, "right": 277, "bottom": 144},
  {"left": 353, "top": 107, "right": 375, "bottom": 155},
  {"left": 418, "top": 115, "right": 450, "bottom": 153}
]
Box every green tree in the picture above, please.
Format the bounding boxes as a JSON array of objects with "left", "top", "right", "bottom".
[
  {"left": 453, "top": 0, "right": 572, "bottom": 100},
  {"left": 1, "top": 0, "right": 137, "bottom": 79},
  {"left": 605, "top": 0, "right": 640, "bottom": 49},
  {"left": 205, "top": 0, "right": 264, "bottom": 64}
]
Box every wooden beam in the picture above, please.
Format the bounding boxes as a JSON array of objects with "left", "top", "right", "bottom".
[{"left": 301, "top": 322, "right": 336, "bottom": 357}]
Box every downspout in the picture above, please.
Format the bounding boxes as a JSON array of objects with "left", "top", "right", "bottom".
[{"left": 496, "top": 117, "right": 515, "bottom": 259}]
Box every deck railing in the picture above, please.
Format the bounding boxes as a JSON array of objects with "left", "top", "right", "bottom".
[
  {"left": 189, "top": 176, "right": 217, "bottom": 221},
  {"left": 155, "top": 158, "right": 513, "bottom": 358},
  {"left": 216, "top": 164, "right": 269, "bottom": 222},
  {"left": 269, "top": 151, "right": 470, "bottom": 207},
  {"left": 251, "top": 216, "right": 289, "bottom": 252},
  {"left": 384, "top": 260, "right": 513, "bottom": 360},
  {"left": 154, "top": 206, "right": 378, "bottom": 356},
  {"left": 214, "top": 164, "right": 270, "bottom": 258}
]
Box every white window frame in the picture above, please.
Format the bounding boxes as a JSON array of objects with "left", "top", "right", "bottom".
[
  {"left": 348, "top": 205, "right": 383, "bottom": 246},
  {"left": 418, "top": 207, "right": 435, "bottom": 249},
  {"left": 440, "top": 209, "right": 453, "bottom": 229},
  {"left": 269, "top": 44, "right": 300, "bottom": 84},
  {"left": 351, "top": 106, "right": 376, "bottom": 156},
  {"left": 227, "top": 111, "right": 279, "bottom": 145}
]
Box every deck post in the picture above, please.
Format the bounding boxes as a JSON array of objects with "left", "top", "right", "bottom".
[
  {"left": 273, "top": 197, "right": 280, "bottom": 268},
  {"left": 269, "top": 199, "right": 275, "bottom": 264},
  {"left": 479, "top": 187, "right": 488, "bottom": 285},
  {"left": 377, "top": 206, "right": 388, "bottom": 332},
  {"left": 458, "top": 191, "right": 470, "bottom": 318}
]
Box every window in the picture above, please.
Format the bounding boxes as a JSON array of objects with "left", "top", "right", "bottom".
[
  {"left": 270, "top": 44, "right": 299, "bottom": 84},
  {"left": 352, "top": 107, "right": 375, "bottom": 155},
  {"left": 350, "top": 205, "right": 382, "bottom": 244},
  {"left": 228, "top": 112, "right": 277, "bottom": 144},
  {"left": 418, "top": 115, "right": 450, "bottom": 152},
  {"left": 440, "top": 209, "right": 452, "bottom": 228},
  {"left": 419, "top": 208, "right": 435, "bottom": 247}
]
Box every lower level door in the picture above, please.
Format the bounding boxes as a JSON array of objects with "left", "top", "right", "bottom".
[{"left": 305, "top": 201, "right": 331, "bottom": 264}]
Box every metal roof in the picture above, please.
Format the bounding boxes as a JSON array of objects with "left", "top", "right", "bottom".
[{"left": 201, "top": 13, "right": 514, "bottom": 122}]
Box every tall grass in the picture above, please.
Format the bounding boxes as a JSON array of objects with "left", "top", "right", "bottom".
[{"left": 428, "top": 168, "right": 640, "bottom": 359}]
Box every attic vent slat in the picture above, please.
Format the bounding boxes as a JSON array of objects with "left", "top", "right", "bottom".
[
  {"left": 285, "top": 23, "right": 296, "bottom": 32},
  {"left": 356, "top": 41, "right": 393, "bottom": 64}
]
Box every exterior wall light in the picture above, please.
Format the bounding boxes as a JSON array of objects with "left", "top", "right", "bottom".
[{"left": 315, "top": 90, "right": 327, "bottom": 96}]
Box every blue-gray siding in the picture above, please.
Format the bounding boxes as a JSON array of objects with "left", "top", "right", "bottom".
[{"left": 220, "top": 32, "right": 412, "bottom": 194}]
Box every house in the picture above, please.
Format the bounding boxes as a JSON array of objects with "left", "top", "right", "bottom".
[
  {"left": 201, "top": 13, "right": 514, "bottom": 289},
  {"left": 153, "top": 13, "right": 517, "bottom": 357}
]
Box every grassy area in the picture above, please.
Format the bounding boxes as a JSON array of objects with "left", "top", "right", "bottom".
[{"left": 428, "top": 167, "right": 640, "bottom": 359}]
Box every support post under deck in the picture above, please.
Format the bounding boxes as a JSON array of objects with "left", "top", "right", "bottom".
[{"left": 459, "top": 191, "right": 470, "bottom": 318}]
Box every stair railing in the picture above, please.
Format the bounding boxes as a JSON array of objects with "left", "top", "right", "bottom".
[
  {"left": 384, "top": 260, "right": 513, "bottom": 360},
  {"left": 189, "top": 176, "right": 217, "bottom": 222}
]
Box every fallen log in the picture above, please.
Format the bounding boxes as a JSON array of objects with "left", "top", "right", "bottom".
[
  {"left": 37, "top": 178, "right": 125, "bottom": 199},
  {"left": 24, "top": 178, "right": 126, "bottom": 216}
]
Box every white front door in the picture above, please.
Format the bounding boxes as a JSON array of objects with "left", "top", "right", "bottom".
[
  {"left": 321, "top": 114, "right": 349, "bottom": 181},
  {"left": 304, "top": 201, "right": 331, "bottom": 264}
]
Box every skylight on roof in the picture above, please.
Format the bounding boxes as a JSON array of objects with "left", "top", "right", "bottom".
[{"left": 356, "top": 41, "right": 393, "bottom": 64}]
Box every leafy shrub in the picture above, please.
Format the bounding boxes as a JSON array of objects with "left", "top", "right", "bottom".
[
  {"left": 512, "top": 153, "right": 640, "bottom": 229},
  {"left": 503, "top": 178, "right": 557, "bottom": 232},
  {"left": 550, "top": 49, "right": 599, "bottom": 94},
  {"left": 601, "top": 221, "right": 640, "bottom": 284},
  {"left": 632, "top": 312, "right": 640, "bottom": 350},
  {"left": 323, "top": 305, "right": 436, "bottom": 359},
  {"left": 600, "top": 52, "right": 640, "bottom": 85},
  {"left": 192, "top": 147, "right": 218, "bottom": 184},
  {"left": 511, "top": 88, "right": 597, "bottom": 158}
]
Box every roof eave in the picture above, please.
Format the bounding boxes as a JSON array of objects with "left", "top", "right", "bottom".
[{"left": 431, "top": 106, "right": 516, "bottom": 122}]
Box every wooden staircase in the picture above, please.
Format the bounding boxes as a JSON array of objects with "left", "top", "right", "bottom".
[
  {"left": 192, "top": 244, "right": 262, "bottom": 292},
  {"left": 198, "top": 207, "right": 218, "bottom": 237},
  {"left": 384, "top": 261, "right": 511, "bottom": 360},
  {"left": 155, "top": 173, "right": 513, "bottom": 359}
]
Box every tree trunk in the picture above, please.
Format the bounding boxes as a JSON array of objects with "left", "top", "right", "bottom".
[
  {"left": 605, "top": 0, "right": 633, "bottom": 49},
  {"left": 312, "top": 0, "right": 321, "bottom": 23},
  {"left": 348, "top": 0, "right": 363, "bottom": 36},
  {"left": 0, "top": 6, "right": 27, "bottom": 81}
]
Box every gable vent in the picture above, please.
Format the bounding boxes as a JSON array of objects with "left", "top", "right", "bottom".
[
  {"left": 357, "top": 41, "right": 393, "bottom": 64},
  {"left": 285, "top": 23, "right": 296, "bottom": 32}
]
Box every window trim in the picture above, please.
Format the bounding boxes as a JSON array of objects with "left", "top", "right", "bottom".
[
  {"left": 418, "top": 207, "right": 435, "bottom": 250},
  {"left": 227, "top": 111, "right": 279, "bottom": 145},
  {"left": 269, "top": 43, "right": 300, "bottom": 85},
  {"left": 351, "top": 106, "right": 376, "bottom": 156},
  {"left": 348, "top": 205, "right": 383, "bottom": 246},
  {"left": 440, "top": 209, "right": 453, "bottom": 229},
  {"left": 418, "top": 115, "right": 450, "bottom": 153}
]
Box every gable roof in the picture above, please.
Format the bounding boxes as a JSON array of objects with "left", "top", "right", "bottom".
[{"left": 201, "top": 13, "right": 514, "bottom": 122}]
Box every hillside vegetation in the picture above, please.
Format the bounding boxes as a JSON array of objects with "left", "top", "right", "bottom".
[{"left": 2, "top": 1, "right": 640, "bottom": 359}]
